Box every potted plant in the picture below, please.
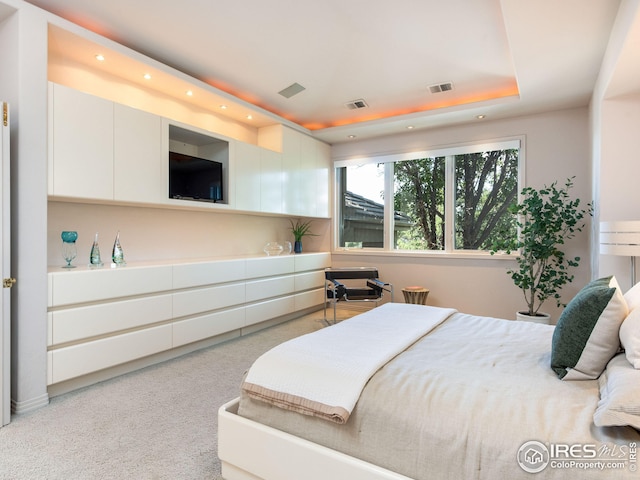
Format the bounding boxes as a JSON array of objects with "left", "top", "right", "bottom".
[
  {"left": 289, "top": 219, "right": 317, "bottom": 254},
  {"left": 490, "top": 178, "right": 592, "bottom": 322}
]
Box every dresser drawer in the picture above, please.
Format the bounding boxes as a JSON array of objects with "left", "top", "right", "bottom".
[
  {"left": 172, "top": 283, "right": 245, "bottom": 317},
  {"left": 294, "top": 252, "right": 331, "bottom": 272},
  {"left": 294, "top": 271, "right": 325, "bottom": 291},
  {"left": 245, "top": 296, "right": 295, "bottom": 327},
  {"left": 49, "top": 324, "right": 172, "bottom": 384},
  {"left": 172, "top": 259, "right": 245, "bottom": 289},
  {"left": 50, "top": 294, "right": 172, "bottom": 345},
  {"left": 245, "top": 256, "right": 294, "bottom": 278},
  {"left": 294, "top": 288, "right": 325, "bottom": 311},
  {"left": 245, "top": 275, "right": 295, "bottom": 303},
  {"left": 50, "top": 265, "right": 172, "bottom": 306},
  {"left": 172, "top": 306, "right": 245, "bottom": 347}
]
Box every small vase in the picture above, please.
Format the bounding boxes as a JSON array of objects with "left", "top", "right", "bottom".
[
  {"left": 294, "top": 240, "right": 302, "bottom": 254},
  {"left": 112, "top": 231, "right": 126, "bottom": 267}
]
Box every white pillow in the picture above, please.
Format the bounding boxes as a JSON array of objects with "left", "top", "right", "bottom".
[
  {"left": 624, "top": 281, "right": 640, "bottom": 312},
  {"left": 620, "top": 307, "right": 640, "bottom": 368},
  {"left": 594, "top": 353, "right": 640, "bottom": 429}
]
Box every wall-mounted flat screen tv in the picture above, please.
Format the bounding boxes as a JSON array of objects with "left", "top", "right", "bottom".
[{"left": 169, "top": 151, "right": 223, "bottom": 203}]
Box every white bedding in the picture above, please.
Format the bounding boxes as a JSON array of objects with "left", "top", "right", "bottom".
[
  {"left": 242, "top": 303, "right": 456, "bottom": 423},
  {"left": 238, "top": 308, "right": 640, "bottom": 479}
]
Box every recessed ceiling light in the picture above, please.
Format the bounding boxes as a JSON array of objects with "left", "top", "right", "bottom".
[
  {"left": 348, "top": 135, "right": 357, "bottom": 139},
  {"left": 407, "top": 125, "right": 415, "bottom": 130},
  {"left": 476, "top": 115, "right": 486, "bottom": 119},
  {"left": 95, "top": 54, "right": 105, "bottom": 61},
  {"left": 143, "top": 73, "right": 151, "bottom": 80},
  {"left": 186, "top": 90, "right": 193, "bottom": 96},
  {"left": 220, "top": 105, "right": 228, "bottom": 110},
  {"left": 246, "top": 114, "right": 253, "bottom": 120}
]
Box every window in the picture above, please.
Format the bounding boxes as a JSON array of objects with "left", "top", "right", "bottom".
[
  {"left": 336, "top": 163, "right": 385, "bottom": 248},
  {"left": 335, "top": 138, "right": 523, "bottom": 253}
]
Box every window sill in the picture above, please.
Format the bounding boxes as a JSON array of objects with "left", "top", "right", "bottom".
[{"left": 331, "top": 248, "right": 517, "bottom": 261}]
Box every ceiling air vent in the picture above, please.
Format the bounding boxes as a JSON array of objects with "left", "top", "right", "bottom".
[
  {"left": 344, "top": 99, "right": 369, "bottom": 110},
  {"left": 429, "top": 82, "right": 454, "bottom": 94},
  {"left": 278, "top": 82, "right": 306, "bottom": 99}
]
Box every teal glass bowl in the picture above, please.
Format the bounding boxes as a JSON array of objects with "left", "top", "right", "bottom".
[{"left": 61, "top": 231, "right": 78, "bottom": 243}]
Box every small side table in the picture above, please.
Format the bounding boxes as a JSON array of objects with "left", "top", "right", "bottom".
[{"left": 402, "top": 286, "right": 429, "bottom": 305}]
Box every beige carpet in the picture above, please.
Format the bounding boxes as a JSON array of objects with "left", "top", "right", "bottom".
[{"left": 0, "top": 306, "right": 363, "bottom": 480}]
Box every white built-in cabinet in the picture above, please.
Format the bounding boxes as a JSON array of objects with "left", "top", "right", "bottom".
[
  {"left": 234, "top": 142, "right": 263, "bottom": 212},
  {"left": 48, "top": 83, "right": 163, "bottom": 203},
  {"left": 234, "top": 140, "right": 286, "bottom": 213},
  {"left": 260, "top": 147, "right": 283, "bottom": 214},
  {"left": 274, "top": 125, "right": 330, "bottom": 217},
  {"left": 114, "top": 104, "right": 163, "bottom": 203},
  {"left": 49, "top": 83, "right": 114, "bottom": 200},
  {"left": 315, "top": 141, "right": 331, "bottom": 218},
  {"left": 47, "top": 82, "right": 330, "bottom": 218},
  {"left": 47, "top": 253, "right": 330, "bottom": 387}
]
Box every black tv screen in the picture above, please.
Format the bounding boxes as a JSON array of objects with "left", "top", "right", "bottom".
[{"left": 169, "top": 151, "right": 223, "bottom": 203}]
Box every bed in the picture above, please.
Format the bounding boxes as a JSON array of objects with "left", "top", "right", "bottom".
[{"left": 218, "top": 277, "right": 640, "bottom": 479}]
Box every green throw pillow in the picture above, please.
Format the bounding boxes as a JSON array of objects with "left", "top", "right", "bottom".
[{"left": 551, "top": 276, "right": 628, "bottom": 380}]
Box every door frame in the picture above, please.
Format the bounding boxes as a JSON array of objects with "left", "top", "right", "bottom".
[{"left": 1, "top": 101, "right": 11, "bottom": 426}]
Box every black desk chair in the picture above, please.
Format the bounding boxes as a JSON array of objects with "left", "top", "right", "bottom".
[{"left": 324, "top": 267, "right": 393, "bottom": 324}]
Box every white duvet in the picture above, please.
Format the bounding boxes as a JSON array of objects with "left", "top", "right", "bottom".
[{"left": 242, "top": 303, "right": 456, "bottom": 423}]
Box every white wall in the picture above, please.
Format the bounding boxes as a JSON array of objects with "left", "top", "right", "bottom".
[
  {"left": 599, "top": 95, "right": 640, "bottom": 219},
  {"left": 1, "top": 1, "right": 51, "bottom": 413},
  {"left": 47, "top": 202, "right": 331, "bottom": 266},
  {"left": 331, "top": 107, "right": 592, "bottom": 322},
  {"left": 597, "top": 95, "right": 640, "bottom": 291},
  {"left": 591, "top": 0, "right": 640, "bottom": 291}
]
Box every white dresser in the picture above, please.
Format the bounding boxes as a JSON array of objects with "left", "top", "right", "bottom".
[{"left": 47, "top": 253, "right": 330, "bottom": 392}]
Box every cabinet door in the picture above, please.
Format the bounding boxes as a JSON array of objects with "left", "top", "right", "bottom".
[
  {"left": 281, "top": 127, "right": 301, "bottom": 215},
  {"left": 50, "top": 83, "right": 114, "bottom": 200},
  {"left": 114, "top": 104, "right": 163, "bottom": 203},
  {"left": 315, "top": 140, "right": 331, "bottom": 218},
  {"left": 281, "top": 128, "right": 329, "bottom": 217},
  {"left": 234, "top": 142, "right": 261, "bottom": 211},
  {"left": 260, "top": 148, "right": 282, "bottom": 214},
  {"left": 298, "top": 134, "right": 318, "bottom": 217}
]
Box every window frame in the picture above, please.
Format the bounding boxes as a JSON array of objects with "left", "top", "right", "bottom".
[{"left": 333, "top": 136, "right": 525, "bottom": 256}]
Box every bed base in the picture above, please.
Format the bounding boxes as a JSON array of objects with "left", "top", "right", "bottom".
[{"left": 218, "top": 398, "right": 413, "bottom": 480}]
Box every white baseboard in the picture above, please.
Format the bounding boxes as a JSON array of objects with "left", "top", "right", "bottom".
[{"left": 11, "top": 392, "right": 50, "bottom": 415}]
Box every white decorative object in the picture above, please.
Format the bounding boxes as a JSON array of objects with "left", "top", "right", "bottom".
[
  {"left": 89, "top": 232, "right": 103, "bottom": 267},
  {"left": 61, "top": 231, "right": 78, "bottom": 268},
  {"left": 263, "top": 242, "right": 283, "bottom": 256},
  {"left": 111, "top": 231, "right": 126, "bottom": 267}
]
